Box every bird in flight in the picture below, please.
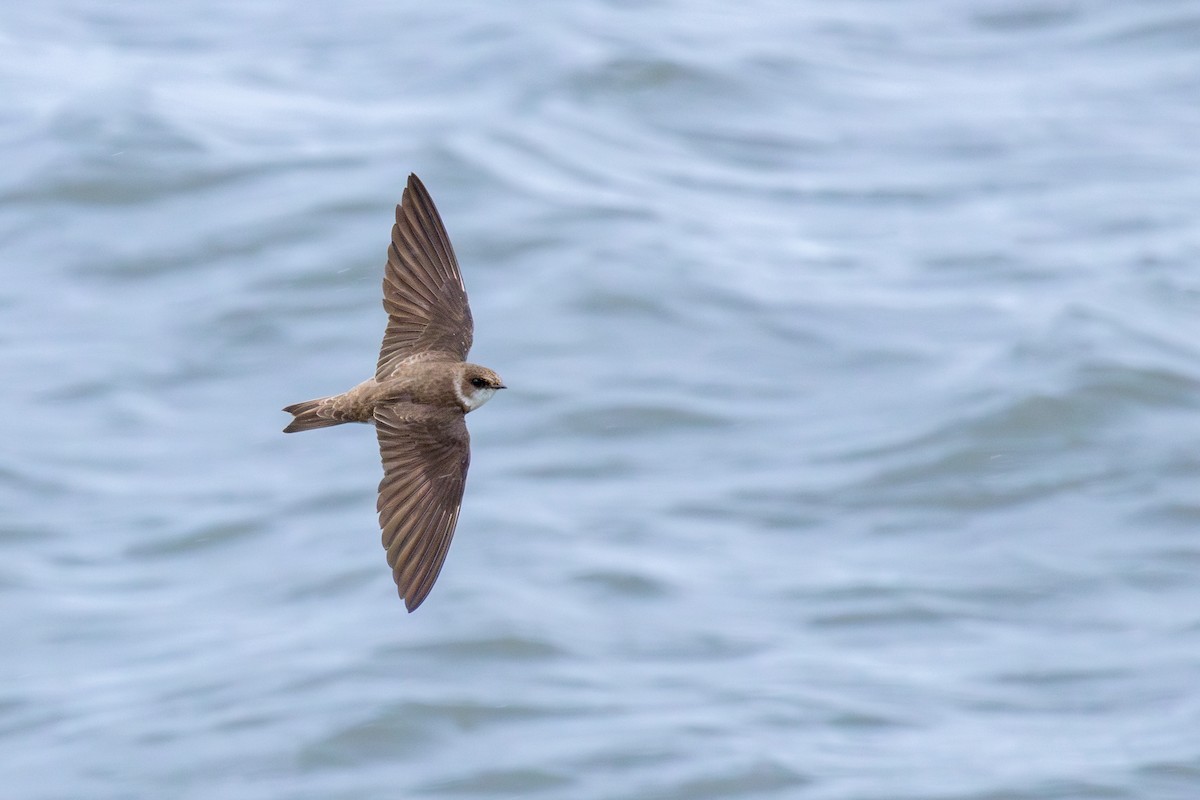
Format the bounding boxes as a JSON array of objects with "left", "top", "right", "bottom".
[{"left": 283, "top": 174, "right": 504, "bottom": 612}]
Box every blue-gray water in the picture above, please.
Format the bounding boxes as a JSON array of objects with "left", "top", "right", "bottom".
[{"left": 3, "top": 2, "right": 1200, "bottom": 798}]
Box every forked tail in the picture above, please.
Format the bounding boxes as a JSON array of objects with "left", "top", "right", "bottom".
[{"left": 282, "top": 397, "right": 348, "bottom": 433}]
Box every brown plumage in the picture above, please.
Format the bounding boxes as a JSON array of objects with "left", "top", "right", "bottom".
[{"left": 283, "top": 174, "right": 505, "bottom": 612}]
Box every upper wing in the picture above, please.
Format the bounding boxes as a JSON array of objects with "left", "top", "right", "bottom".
[
  {"left": 377, "top": 174, "right": 474, "bottom": 379},
  {"left": 374, "top": 403, "right": 471, "bottom": 612}
]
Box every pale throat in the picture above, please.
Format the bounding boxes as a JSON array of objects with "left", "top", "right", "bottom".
[{"left": 455, "top": 384, "right": 497, "bottom": 412}]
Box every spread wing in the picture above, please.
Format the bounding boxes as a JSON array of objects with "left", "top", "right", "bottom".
[
  {"left": 377, "top": 174, "right": 474, "bottom": 379},
  {"left": 375, "top": 403, "right": 471, "bottom": 612}
]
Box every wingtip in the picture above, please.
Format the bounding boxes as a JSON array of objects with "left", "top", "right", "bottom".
[{"left": 400, "top": 173, "right": 423, "bottom": 215}]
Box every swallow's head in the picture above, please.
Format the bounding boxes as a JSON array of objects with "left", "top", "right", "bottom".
[{"left": 457, "top": 364, "right": 506, "bottom": 412}]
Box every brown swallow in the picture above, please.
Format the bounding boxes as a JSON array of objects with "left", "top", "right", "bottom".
[{"left": 283, "top": 174, "right": 504, "bottom": 612}]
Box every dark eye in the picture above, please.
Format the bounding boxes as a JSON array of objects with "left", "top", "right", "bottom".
[{"left": 470, "top": 377, "right": 489, "bottom": 389}]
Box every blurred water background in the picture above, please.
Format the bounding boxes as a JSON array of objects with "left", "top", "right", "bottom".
[{"left": 3, "top": 1, "right": 1200, "bottom": 798}]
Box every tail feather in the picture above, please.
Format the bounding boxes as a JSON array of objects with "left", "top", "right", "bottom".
[{"left": 283, "top": 397, "right": 347, "bottom": 433}]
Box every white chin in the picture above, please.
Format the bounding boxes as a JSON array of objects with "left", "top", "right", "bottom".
[{"left": 465, "top": 387, "right": 497, "bottom": 411}]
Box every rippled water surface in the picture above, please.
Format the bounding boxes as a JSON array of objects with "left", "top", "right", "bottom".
[{"left": 3, "top": 2, "right": 1200, "bottom": 798}]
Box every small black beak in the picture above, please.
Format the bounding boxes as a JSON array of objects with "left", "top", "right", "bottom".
[{"left": 497, "top": 384, "right": 507, "bottom": 390}]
